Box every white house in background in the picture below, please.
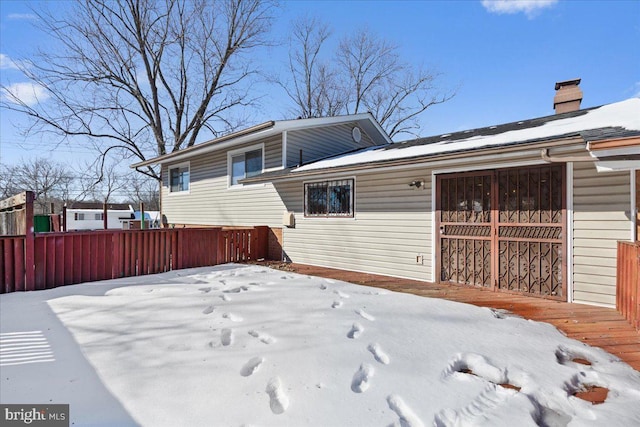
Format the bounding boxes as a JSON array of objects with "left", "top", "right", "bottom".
[
  {"left": 65, "top": 202, "right": 133, "bottom": 231},
  {"left": 132, "top": 79, "right": 640, "bottom": 308}
]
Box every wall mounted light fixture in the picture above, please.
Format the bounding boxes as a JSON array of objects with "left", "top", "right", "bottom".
[{"left": 409, "top": 179, "right": 425, "bottom": 189}]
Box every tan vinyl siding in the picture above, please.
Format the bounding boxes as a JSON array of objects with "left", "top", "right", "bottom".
[
  {"left": 278, "top": 168, "right": 432, "bottom": 281},
  {"left": 286, "top": 123, "right": 378, "bottom": 168},
  {"left": 161, "top": 136, "right": 285, "bottom": 227},
  {"left": 572, "top": 162, "right": 632, "bottom": 307}
]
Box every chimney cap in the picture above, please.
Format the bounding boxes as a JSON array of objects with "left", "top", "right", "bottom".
[{"left": 555, "top": 78, "right": 581, "bottom": 91}]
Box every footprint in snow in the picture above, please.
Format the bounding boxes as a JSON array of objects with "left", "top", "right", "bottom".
[
  {"left": 248, "top": 330, "right": 276, "bottom": 344},
  {"left": 221, "top": 328, "right": 234, "bottom": 346},
  {"left": 334, "top": 290, "right": 350, "bottom": 299},
  {"left": 202, "top": 305, "right": 215, "bottom": 315},
  {"left": 351, "top": 363, "right": 374, "bottom": 393},
  {"left": 387, "top": 394, "right": 424, "bottom": 427},
  {"left": 240, "top": 357, "right": 264, "bottom": 377},
  {"left": 266, "top": 377, "right": 289, "bottom": 414},
  {"left": 199, "top": 287, "right": 212, "bottom": 293},
  {"left": 220, "top": 294, "right": 231, "bottom": 301},
  {"left": 320, "top": 284, "right": 328, "bottom": 290},
  {"left": 367, "top": 343, "right": 390, "bottom": 365},
  {"left": 224, "top": 285, "right": 249, "bottom": 294},
  {"left": 355, "top": 309, "right": 375, "bottom": 321},
  {"left": 223, "top": 313, "right": 243, "bottom": 322},
  {"left": 347, "top": 323, "right": 364, "bottom": 339},
  {"left": 332, "top": 300, "right": 343, "bottom": 309}
]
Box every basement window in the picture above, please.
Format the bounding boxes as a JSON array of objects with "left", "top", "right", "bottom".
[{"left": 304, "top": 179, "right": 354, "bottom": 217}]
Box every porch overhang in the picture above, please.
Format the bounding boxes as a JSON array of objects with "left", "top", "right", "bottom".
[{"left": 587, "top": 136, "right": 640, "bottom": 172}]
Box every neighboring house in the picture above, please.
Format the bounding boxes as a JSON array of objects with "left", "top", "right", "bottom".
[
  {"left": 65, "top": 202, "right": 134, "bottom": 231},
  {"left": 122, "top": 210, "right": 162, "bottom": 229},
  {"left": 132, "top": 80, "right": 640, "bottom": 308}
]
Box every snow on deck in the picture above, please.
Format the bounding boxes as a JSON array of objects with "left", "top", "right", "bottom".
[{"left": 2, "top": 264, "right": 640, "bottom": 426}]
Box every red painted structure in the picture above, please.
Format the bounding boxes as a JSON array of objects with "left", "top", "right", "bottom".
[
  {"left": 1, "top": 226, "right": 269, "bottom": 294},
  {"left": 617, "top": 241, "right": 640, "bottom": 331}
]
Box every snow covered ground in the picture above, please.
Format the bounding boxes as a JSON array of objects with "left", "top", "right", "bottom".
[{"left": 1, "top": 264, "right": 639, "bottom": 426}]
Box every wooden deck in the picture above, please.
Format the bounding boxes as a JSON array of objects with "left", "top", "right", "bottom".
[{"left": 272, "top": 263, "right": 640, "bottom": 372}]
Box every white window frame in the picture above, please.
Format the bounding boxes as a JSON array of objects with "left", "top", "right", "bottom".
[
  {"left": 227, "top": 142, "right": 265, "bottom": 188},
  {"left": 168, "top": 161, "right": 190, "bottom": 194},
  {"left": 304, "top": 178, "right": 355, "bottom": 218}
]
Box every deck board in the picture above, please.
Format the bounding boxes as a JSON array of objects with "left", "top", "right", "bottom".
[{"left": 272, "top": 263, "right": 640, "bottom": 372}]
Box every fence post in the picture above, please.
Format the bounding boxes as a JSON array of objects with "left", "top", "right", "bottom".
[
  {"left": 24, "top": 191, "right": 35, "bottom": 291},
  {"left": 103, "top": 202, "right": 108, "bottom": 230},
  {"left": 254, "top": 226, "right": 269, "bottom": 261},
  {"left": 140, "top": 202, "right": 145, "bottom": 230}
]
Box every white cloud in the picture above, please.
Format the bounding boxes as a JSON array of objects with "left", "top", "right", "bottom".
[
  {"left": 7, "top": 13, "right": 37, "bottom": 21},
  {"left": 481, "top": 0, "right": 558, "bottom": 18},
  {"left": 0, "top": 53, "right": 20, "bottom": 70},
  {"left": 1, "top": 82, "right": 50, "bottom": 106}
]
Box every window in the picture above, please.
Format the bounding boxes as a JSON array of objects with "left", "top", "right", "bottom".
[
  {"left": 305, "top": 179, "right": 354, "bottom": 217},
  {"left": 169, "top": 164, "right": 189, "bottom": 192},
  {"left": 228, "top": 145, "right": 263, "bottom": 186},
  {"left": 95, "top": 213, "right": 103, "bottom": 221},
  {"left": 74, "top": 213, "right": 85, "bottom": 221}
]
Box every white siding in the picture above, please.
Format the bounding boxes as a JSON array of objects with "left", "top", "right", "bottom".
[
  {"left": 572, "top": 162, "right": 632, "bottom": 307},
  {"left": 161, "top": 136, "right": 286, "bottom": 227},
  {"left": 66, "top": 209, "right": 131, "bottom": 230},
  {"left": 286, "top": 123, "right": 378, "bottom": 168},
  {"left": 278, "top": 168, "right": 432, "bottom": 281}
]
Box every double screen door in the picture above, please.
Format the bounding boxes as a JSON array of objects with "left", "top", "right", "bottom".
[{"left": 436, "top": 165, "right": 566, "bottom": 300}]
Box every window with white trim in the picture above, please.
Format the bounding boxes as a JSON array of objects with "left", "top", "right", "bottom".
[
  {"left": 228, "top": 145, "right": 263, "bottom": 186},
  {"left": 169, "top": 164, "right": 189, "bottom": 192},
  {"left": 304, "top": 179, "right": 354, "bottom": 217}
]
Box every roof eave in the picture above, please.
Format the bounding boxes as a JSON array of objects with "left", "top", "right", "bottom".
[
  {"left": 240, "top": 135, "right": 587, "bottom": 184},
  {"left": 130, "top": 121, "right": 276, "bottom": 168}
]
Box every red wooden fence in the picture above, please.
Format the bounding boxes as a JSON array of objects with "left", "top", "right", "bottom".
[
  {"left": 1, "top": 226, "right": 268, "bottom": 294},
  {"left": 617, "top": 241, "right": 640, "bottom": 331}
]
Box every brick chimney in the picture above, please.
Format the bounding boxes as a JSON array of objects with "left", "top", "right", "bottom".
[{"left": 553, "top": 78, "right": 583, "bottom": 114}]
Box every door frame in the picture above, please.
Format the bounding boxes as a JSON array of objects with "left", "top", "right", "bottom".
[{"left": 434, "top": 164, "right": 567, "bottom": 300}]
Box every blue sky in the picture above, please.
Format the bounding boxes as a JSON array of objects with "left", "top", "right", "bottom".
[{"left": 1, "top": 0, "right": 639, "bottom": 167}]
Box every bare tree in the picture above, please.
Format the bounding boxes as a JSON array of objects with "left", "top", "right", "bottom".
[
  {"left": 78, "top": 161, "right": 127, "bottom": 204},
  {"left": 1, "top": 0, "right": 275, "bottom": 180},
  {"left": 2, "top": 158, "right": 74, "bottom": 213},
  {"left": 282, "top": 21, "right": 455, "bottom": 138},
  {"left": 124, "top": 173, "right": 160, "bottom": 211},
  {"left": 281, "top": 16, "right": 344, "bottom": 118}
]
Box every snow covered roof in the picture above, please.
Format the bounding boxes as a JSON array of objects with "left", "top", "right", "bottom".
[
  {"left": 243, "top": 98, "right": 640, "bottom": 182},
  {"left": 131, "top": 113, "right": 391, "bottom": 168}
]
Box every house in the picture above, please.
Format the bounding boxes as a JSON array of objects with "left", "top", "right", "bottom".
[
  {"left": 132, "top": 79, "right": 640, "bottom": 308},
  {"left": 122, "top": 210, "right": 162, "bottom": 229},
  {"left": 64, "top": 202, "right": 134, "bottom": 231}
]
